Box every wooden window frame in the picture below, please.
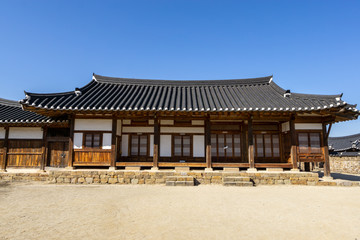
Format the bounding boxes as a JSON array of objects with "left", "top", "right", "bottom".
[
  {"left": 297, "top": 131, "right": 323, "bottom": 154},
  {"left": 129, "top": 134, "right": 150, "bottom": 157},
  {"left": 211, "top": 132, "right": 242, "bottom": 159},
  {"left": 172, "top": 134, "right": 193, "bottom": 158},
  {"left": 253, "top": 131, "right": 281, "bottom": 159},
  {"left": 82, "top": 132, "right": 103, "bottom": 149}
]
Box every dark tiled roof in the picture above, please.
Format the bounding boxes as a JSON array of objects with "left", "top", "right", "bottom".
[
  {"left": 330, "top": 151, "right": 360, "bottom": 157},
  {"left": 20, "top": 74, "right": 358, "bottom": 117},
  {"left": 329, "top": 133, "right": 360, "bottom": 152},
  {"left": 0, "top": 98, "right": 65, "bottom": 124}
]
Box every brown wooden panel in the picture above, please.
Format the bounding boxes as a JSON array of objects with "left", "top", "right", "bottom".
[
  {"left": 298, "top": 154, "right": 324, "bottom": 162},
  {"left": 254, "top": 163, "right": 293, "bottom": 168},
  {"left": 74, "top": 150, "right": 111, "bottom": 165},
  {"left": 0, "top": 140, "right": 4, "bottom": 149},
  {"left": 48, "top": 142, "right": 69, "bottom": 167},
  {"left": 116, "top": 162, "right": 153, "bottom": 167},
  {"left": 212, "top": 163, "right": 250, "bottom": 168},
  {"left": 158, "top": 162, "right": 207, "bottom": 167},
  {"left": 6, "top": 140, "right": 42, "bottom": 167}
]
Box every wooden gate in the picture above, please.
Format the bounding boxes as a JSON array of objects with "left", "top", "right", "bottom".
[{"left": 48, "top": 142, "right": 69, "bottom": 168}]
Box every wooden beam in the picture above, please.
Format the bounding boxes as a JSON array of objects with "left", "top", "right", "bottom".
[
  {"left": 67, "top": 116, "right": 75, "bottom": 169},
  {"left": 1, "top": 127, "right": 9, "bottom": 171},
  {"left": 322, "top": 122, "right": 331, "bottom": 177},
  {"left": 153, "top": 118, "right": 159, "bottom": 169},
  {"left": 39, "top": 127, "right": 48, "bottom": 171},
  {"left": 290, "top": 116, "right": 298, "bottom": 170},
  {"left": 248, "top": 116, "right": 255, "bottom": 169},
  {"left": 205, "top": 118, "right": 212, "bottom": 169},
  {"left": 110, "top": 117, "right": 117, "bottom": 168}
]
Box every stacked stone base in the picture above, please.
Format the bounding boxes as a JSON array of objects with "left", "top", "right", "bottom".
[{"left": 0, "top": 170, "right": 359, "bottom": 186}]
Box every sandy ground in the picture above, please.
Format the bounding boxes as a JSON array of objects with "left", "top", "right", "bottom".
[{"left": 0, "top": 183, "right": 359, "bottom": 240}]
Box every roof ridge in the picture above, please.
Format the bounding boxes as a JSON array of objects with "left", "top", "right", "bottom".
[
  {"left": 0, "top": 98, "right": 21, "bottom": 107},
  {"left": 93, "top": 74, "right": 273, "bottom": 86}
]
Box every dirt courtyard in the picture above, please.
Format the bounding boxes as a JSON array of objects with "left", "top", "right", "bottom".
[{"left": 0, "top": 183, "right": 359, "bottom": 240}]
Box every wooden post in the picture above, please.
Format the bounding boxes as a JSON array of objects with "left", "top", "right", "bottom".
[
  {"left": 242, "top": 122, "right": 248, "bottom": 165},
  {"left": 205, "top": 118, "right": 212, "bottom": 171},
  {"left": 110, "top": 117, "right": 117, "bottom": 170},
  {"left": 247, "top": 115, "right": 256, "bottom": 171},
  {"left": 67, "top": 116, "right": 74, "bottom": 170},
  {"left": 152, "top": 118, "right": 159, "bottom": 170},
  {"left": 39, "top": 127, "right": 48, "bottom": 172},
  {"left": 290, "top": 115, "right": 299, "bottom": 171},
  {"left": 1, "top": 127, "right": 9, "bottom": 172},
  {"left": 322, "top": 122, "right": 331, "bottom": 178}
]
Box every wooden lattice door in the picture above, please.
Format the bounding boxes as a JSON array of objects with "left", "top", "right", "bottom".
[{"left": 48, "top": 142, "right": 69, "bottom": 168}]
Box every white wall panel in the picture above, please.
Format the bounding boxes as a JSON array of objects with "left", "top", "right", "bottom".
[
  {"left": 9, "top": 127, "right": 43, "bottom": 139},
  {"left": 282, "top": 122, "right": 290, "bottom": 132},
  {"left": 295, "top": 123, "right": 322, "bottom": 130},
  {"left": 74, "top": 133, "right": 83, "bottom": 149},
  {"left": 74, "top": 119, "right": 112, "bottom": 131},
  {"left": 193, "top": 135, "right": 205, "bottom": 157},
  {"left": 160, "top": 127, "right": 204, "bottom": 134},
  {"left": 102, "top": 133, "right": 112, "bottom": 149},
  {"left": 0, "top": 128, "right": 5, "bottom": 139},
  {"left": 192, "top": 120, "right": 204, "bottom": 126},
  {"left": 122, "top": 127, "right": 154, "bottom": 133},
  {"left": 160, "top": 120, "right": 174, "bottom": 125},
  {"left": 160, "top": 135, "right": 172, "bottom": 157},
  {"left": 149, "top": 134, "right": 154, "bottom": 157},
  {"left": 116, "top": 120, "right": 122, "bottom": 136},
  {"left": 121, "top": 134, "right": 129, "bottom": 156}
]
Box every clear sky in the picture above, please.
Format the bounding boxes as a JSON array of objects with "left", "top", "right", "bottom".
[{"left": 0, "top": 0, "right": 359, "bottom": 136}]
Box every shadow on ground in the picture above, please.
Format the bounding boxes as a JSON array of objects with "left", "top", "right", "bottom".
[{"left": 316, "top": 171, "right": 360, "bottom": 181}]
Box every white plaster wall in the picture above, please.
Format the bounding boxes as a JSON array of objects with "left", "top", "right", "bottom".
[
  {"left": 149, "top": 135, "right": 154, "bottom": 157},
  {"left": 9, "top": 127, "right": 43, "bottom": 139},
  {"left": 122, "top": 127, "right": 154, "bottom": 133},
  {"left": 102, "top": 133, "right": 112, "bottom": 149},
  {"left": 0, "top": 128, "right": 5, "bottom": 139},
  {"left": 193, "top": 135, "right": 205, "bottom": 157},
  {"left": 160, "top": 135, "right": 172, "bottom": 157},
  {"left": 74, "top": 119, "right": 112, "bottom": 131},
  {"left": 160, "top": 127, "right": 204, "bottom": 134},
  {"left": 148, "top": 120, "right": 154, "bottom": 125},
  {"left": 282, "top": 122, "right": 290, "bottom": 132},
  {"left": 74, "top": 133, "right": 83, "bottom": 149},
  {"left": 192, "top": 120, "right": 204, "bottom": 126},
  {"left": 160, "top": 120, "right": 174, "bottom": 125},
  {"left": 295, "top": 123, "right": 322, "bottom": 130},
  {"left": 121, "top": 134, "right": 129, "bottom": 156},
  {"left": 116, "top": 120, "right": 122, "bottom": 136},
  {"left": 123, "top": 119, "right": 131, "bottom": 125}
]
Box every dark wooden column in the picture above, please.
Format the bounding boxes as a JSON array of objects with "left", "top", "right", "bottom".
[
  {"left": 39, "top": 127, "right": 48, "bottom": 171},
  {"left": 205, "top": 118, "right": 212, "bottom": 170},
  {"left": 248, "top": 116, "right": 255, "bottom": 170},
  {"left": 152, "top": 118, "right": 160, "bottom": 170},
  {"left": 1, "top": 127, "right": 9, "bottom": 171},
  {"left": 110, "top": 117, "right": 117, "bottom": 170},
  {"left": 67, "top": 116, "right": 75, "bottom": 169},
  {"left": 322, "top": 122, "right": 331, "bottom": 177},
  {"left": 290, "top": 116, "right": 298, "bottom": 170}
]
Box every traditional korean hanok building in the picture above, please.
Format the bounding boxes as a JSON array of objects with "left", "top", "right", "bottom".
[
  {"left": 2, "top": 74, "right": 357, "bottom": 177},
  {"left": 329, "top": 133, "right": 360, "bottom": 157},
  {"left": 0, "top": 98, "right": 68, "bottom": 171}
]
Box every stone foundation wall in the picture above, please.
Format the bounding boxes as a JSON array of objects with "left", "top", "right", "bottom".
[
  {"left": 1, "top": 170, "right": 359, "bottom": 186},
  {"left": 330, "top": 156, "right": 360, "bottom": 174}
]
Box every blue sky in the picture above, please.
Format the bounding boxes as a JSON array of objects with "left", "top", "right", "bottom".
[{"left": 0, "top": 0, "right": 359, "bottom": 136}]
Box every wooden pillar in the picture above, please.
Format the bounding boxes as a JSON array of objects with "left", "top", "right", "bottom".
[
  {"left": 110, "top": 117, "right": 117, "bottom": 170},
  {"left": 205, "top": 118, "right": 212, "bottom": 170},
  {"left": 1, "top": 127, "right": 9, "bottom": 171},
  {"left": 322, "top": 122, "right": 331, "bottom": 177},
  {"left": 39, "top": 127, "right": 48, "bottom": 171},
  {"left": 67, "top": 116, "right": 74, "bottom": 169},
  {"left": 152, "top": 118, "right": 159, "bottom": 170},
  {"left": 290, "top": 116, "right": 299, "bottom": 171},
  {"left": 247, "top": 115, "right": 255, "bottom": 170}
]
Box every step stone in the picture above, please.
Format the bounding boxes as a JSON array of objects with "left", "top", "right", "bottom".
[
  {"left": 223, "top": 182, "right": 253, "bottom": 187},
  {"left": 223, "top": 176, "right": 251, "bottom": 182}
]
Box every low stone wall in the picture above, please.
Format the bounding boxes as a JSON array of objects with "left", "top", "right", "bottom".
[
  {"left": 1, "top": 170, "right": 358, "bottom": 186},
  {"left": 330, "top": 156, "right": 360, "bottom": 174}
]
